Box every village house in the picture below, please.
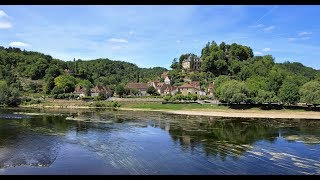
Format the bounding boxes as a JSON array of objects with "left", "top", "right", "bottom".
[
  {"left": 164, "top": 76, "right": 171, "bottom": 85},
  {"left": 178, "top": 83, "right": 197, "bottom": 95},
  {"left": 126, "top": 83, "right": 149, "bottom": 96},
  {"left": 181, "top": 54, "right": 201, "bottom": 70},
  {"left": 73, "top": 86, "right": 86, "bottom": 97},
  {"left": 73, "top": 85, "right": 111, "bottom": 98},
  {"left": 90, "top": 85, "right": 111, "bottom": 97},
  {"left": 164, "top": 85, "right": 178, "bottom": 96}
]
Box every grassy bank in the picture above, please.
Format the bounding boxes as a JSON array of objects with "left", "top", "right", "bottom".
[{"left": 120, "top": 102, "right": 229, "bottom": 110}]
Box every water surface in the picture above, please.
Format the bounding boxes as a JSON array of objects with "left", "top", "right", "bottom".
[{"left": 0, "top": 108, "right": 320, "bottom": 175}]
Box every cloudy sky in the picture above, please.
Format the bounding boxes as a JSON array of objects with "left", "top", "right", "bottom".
[{"left": 0, "top": 5, "right": 319, "bottom": 69}]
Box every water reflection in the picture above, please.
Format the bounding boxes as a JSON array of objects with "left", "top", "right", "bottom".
[{"left": 0, "top": 108, "right": 320, "bottom": 174}]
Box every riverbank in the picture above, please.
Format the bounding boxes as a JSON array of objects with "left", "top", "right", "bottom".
[{"left": 16, "top": 99, "right": 320, "bottom": 120}]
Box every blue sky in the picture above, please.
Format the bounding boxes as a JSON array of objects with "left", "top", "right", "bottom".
[{"left": 0, "top": 5, "right": 320, "bottom": 69}]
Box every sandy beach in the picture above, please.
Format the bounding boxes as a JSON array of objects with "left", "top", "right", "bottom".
[{"left": 119, "top": 108, "right": 320, "bottom": 120}]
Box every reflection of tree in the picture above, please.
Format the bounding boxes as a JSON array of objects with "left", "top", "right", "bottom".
[
  {"left": 280, "top": 120, "right": 320, "bottom": 144},
  {"left": 160, "top": 116, "right": 279, "bottom": 160}
]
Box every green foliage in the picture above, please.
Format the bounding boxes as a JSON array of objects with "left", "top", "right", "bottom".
[
  {"left": 220, "top": 80, "right": 249, "bottom": 104},
  {"left": 0, "top": 43, "right": 320, "bottom": 108},
  {"left": 278, "top": 76, "right": 300, "bottom": 105},
  {"left": 147, "top": 86, "right": 158, "bottom": 96},
  {"left": 214, "top": 75, "right": 231, "bottom": 98},
  {"left": 54, "top": 75, "right": 77, "bottom": 93},
  {"left": 170, "top": 58, "right": 180, "bottom": 69},
  {"left": 130, "top": 88, "right": 139, "bottom": 96},
  {"left": 189, "top": 94, "right": 198, "bottom": 101},
  {"left": 172, "top": 94, "right": 184, "bottom": 101},
  {"left": 51, "top": 86, "right": 64, "bottom": 95},
  {"left": 299, "top": 80, "right": 320, "bottom": 105},
  {"left": 163, "top": 94, "right": 172, "bottom": 102},
  {"left": 91, "top": 101, "right": 121, "bottom": 108},
  {"left": 245, "top": 76, "right": 268, "bottom": 98},
  {"left": 115, "top": 84, "right": 125, "bottom": 98},
  {"left": 0, "top": 80, "right": 21, "bottom": 106},
  {"left": 254, "top": 90, "right": 279, "bottom": 104}
]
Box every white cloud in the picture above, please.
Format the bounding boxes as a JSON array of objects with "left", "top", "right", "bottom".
[
  {"left": 0, "top": 21, "right": 12, "bottom": 29},
  {"left": 263, "top": 26, "right": 275, "bottom": 31},
  {"left": 176, "top": 40, "right": 181, "bottom": 43},
  {"left": 301, "top": 37, "right": 310, "bottom": 40},
  {"left": 0, "top": 10, "right": 8, "bottom": 18},
  {"left": 288, "top": 38, "right": 296, "bottom": 41},
  {"left": 107, "top": 38, "right": 128, "bottom": 43},
  {"left": 299, "top": 32, "right": 312, "bottom": 36},
  {"left": 254, "top": 51, "right": 262, "bottom": 55},
  {"left": 9, "top": 41, "right": 30, "bottom": 47},
  {"left": 249, "top": 24, "right": 264, "bottom": 28},
  {"left": 263, "top": 48, "right": 271, "bottom": 52}
]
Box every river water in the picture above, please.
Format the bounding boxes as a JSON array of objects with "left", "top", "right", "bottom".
[{"left": 0, "top": 108, "right": 320, "bottom": 175}]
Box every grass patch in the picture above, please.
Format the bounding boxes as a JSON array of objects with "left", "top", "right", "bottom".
[{"left": 121, "top": 102, "right": 229, "bottom": 110}]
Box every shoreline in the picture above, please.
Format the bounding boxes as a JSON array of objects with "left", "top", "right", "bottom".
[
  {"left": 119, "top": 108, "right": 320, "bottom": 120},
  {"left": 15, "top": 105, "right": 320, "bottom": 120}
]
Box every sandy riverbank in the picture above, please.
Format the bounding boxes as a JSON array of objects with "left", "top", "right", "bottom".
[
  {"left": 18, "top": 104, "right": 320, "bottom": 120},
  {"left": 119, "top": 108, "right": 320, "bottom": 120}
]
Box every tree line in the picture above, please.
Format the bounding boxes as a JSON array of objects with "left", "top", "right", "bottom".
[
  {"left": 170, "top": 41, "right": 320, "bottom": 106},
  {"left": 0, "top": 46, "right": 166, "bottom": 106}
]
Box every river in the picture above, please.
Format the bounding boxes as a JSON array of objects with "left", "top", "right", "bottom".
[{"left": 0, "top": 108, "right": 320, "bottom": 175}]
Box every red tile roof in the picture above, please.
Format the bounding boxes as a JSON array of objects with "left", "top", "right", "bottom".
[
  {"left": 127, "top": 83, "right": 149, "bottom": 90},
  {"left": 179, "top": 83, "right": 194, "bottom": 88}
]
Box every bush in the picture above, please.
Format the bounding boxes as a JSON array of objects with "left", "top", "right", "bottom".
[
  {"left": 111, "top": 101, "right": 121, "bottom": 108},
  {"left": 199, "top": 95, "right": 209, "bottom": 100},
  {"left": 163, "top": 95, "right": 172, "bottom": 102},
  {"left": 90, "top": 101, "right": 121, "bottom": 108},
  {"left": 92, "top": 101, "right": 106, "bottom": 107}
]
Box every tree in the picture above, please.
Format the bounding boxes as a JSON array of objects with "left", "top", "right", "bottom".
[
  {"left": 245, "top": 76, "right": 268, "bottom": 98},
  {"left": 170, "top": 58, "right": 179, "bottom": 70},
  {"left": 254, "top": 90, "right": 279, "bottom": 104},
  {"left": 147, "top": 86, "right": 157, "bottom": 96},
  {"left": 115, "top": 84, "right": 125, "bottom": 98},
  {"left": 130, "top": 88, "right": 139, "bottom": 96},
  {"left": 97, "top": 91, "right": 107, "bottom": 100},
  {"left": 0, "top": 80, "right": 10, "bottom": 106},
  {"left": 51, "top": 86, "right": 64, "bottom": 95},
  {"left": 190, "top": 94, "right": 198, "bottom": 101},
  {"left": 220, "top": 80, "right": 249, "bottom": 104},
  {"left": 54, "top": 75, "right": 77, "bottom": 93},
  {"left": 0, "top": 80, "right": 21, "bottom": 107},
  {"left": 163, "top": 94, "right": 172, "bottom": 102},
  {"left": 278, "top": 77, "right": 300, "bottom": 105},
  {"left": 299, "top": 80, "right": 320, "bottom": 106},
  {"left": 214, "top": 75, "right": 231, "bottom": 99}
]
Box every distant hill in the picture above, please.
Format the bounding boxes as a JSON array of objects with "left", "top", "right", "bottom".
[{"left": 0, "top": 46, "right": 167, "bottom": 94}]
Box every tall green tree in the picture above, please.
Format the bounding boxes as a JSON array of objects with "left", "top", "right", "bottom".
[
  {"left": 54, "top": 75, "right": 77, "bottom": 93},
  {"left": 278, "top": 76, "right": 300, "bottom": 105},
  {"left": 299, "top": 80, "right": 320, "bottom": 106}
]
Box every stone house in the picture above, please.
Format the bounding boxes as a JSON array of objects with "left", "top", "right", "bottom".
[{"left": 126, "top": 83, "right": 149, "bottom": 96}]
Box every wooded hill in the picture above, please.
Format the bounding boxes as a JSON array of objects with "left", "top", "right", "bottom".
[
  {"left": 0, "top": 40, "right": 320, "bottom": 107},
  {"left": 169, "top": 41, "right": 320, "bottom": 106},
  {"left": 0, "top": 46, "right": 166, "bottom": 106}
]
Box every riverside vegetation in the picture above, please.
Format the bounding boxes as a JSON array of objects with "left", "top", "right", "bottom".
[{"left": 0, "top": 40, "right": 319, "bottom": 108}]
